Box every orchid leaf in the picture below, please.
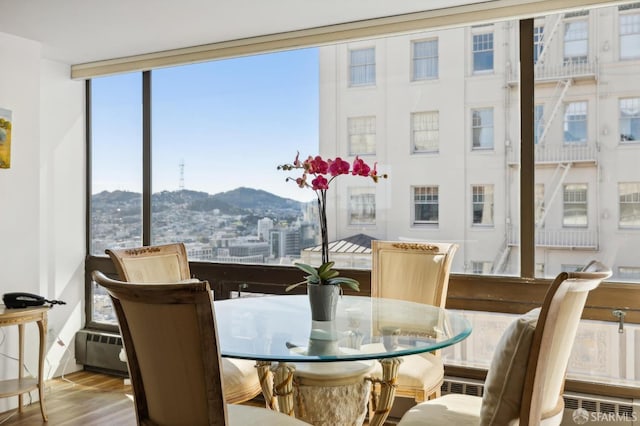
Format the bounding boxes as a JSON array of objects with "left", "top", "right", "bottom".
[
  {"left": 295, "top": 262, "right": 320, "bottom": 279},
  {"left": 285, "top": 281, "right": 308, "bottom": 292},
  {"left": 317, "top": 261, "right": 335, "bottom": 275},
  {"left": 319, "top": 269, "right": 339, "bottom": 280},
  {"left": 326, "top": 277, "right": 360, "bottom": 292}
]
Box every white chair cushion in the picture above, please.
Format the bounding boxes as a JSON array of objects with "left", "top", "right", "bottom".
[
  {"left": 398, "top": 393, "right": 482, "bottom": 425},
  {"left": 480, "top": 308, "right": 540, "bottom": 426},
  {"left": 228, "top": 404, "right": 310, "bottom": 425},
  {"left": 363, "top": 343, "right": 443, "bottom": 389},
  {"left": 222, "top": 358, "right": 261, "bottom": 402}
]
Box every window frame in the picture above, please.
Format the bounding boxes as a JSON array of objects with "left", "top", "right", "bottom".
[
  {"left": 563, "top": 100, "right": 588, "bottom": 144},
  {"left": 347, "top": 115, "right": 377, "bottom": 155},
  {"left": 348, "top": 187, "right": 376, "bottom": 226},
  {"left": 471, "top": 107, "right": 494, "bottom": 150},
  {"left": 619, "top": 97, "right": 640, "bottom": 143},
  {"left": 471, "top": 184, "right": 494, "bottom": 227},
  {"left": 471, "top": 27, "right": 494, "bottom": 73},
  {"left": 534, "top": 104, "right": 544, "bottom": 145},
  {"left": 349, "top": 47, "right": 376, "bottom": 87},
  {"left": 563, "top": 183, "right": 588, "bottom": 228},
  {"left": 619, "top": 7, "right": 640, "bottom": 60},
  {"left": 563, "top": 17, "right": 589, "bottom": 64},
  {"left": 535, "top": 183, "right": 545, "bottom": 226},
  {"left": 412, "top": 185, "right": 439, "bottom": 225},
  {"left": 411, "top": 111, "right": 439, "bottom": 153},
  {"left": 533, "top": 24, "right": 545, "bottom": 64},
  {"left": 618, "top": 182, "right": 640, "bottom": 228},
  {"left": 412, "top": 38, "right": 439, "bottom": 81}
]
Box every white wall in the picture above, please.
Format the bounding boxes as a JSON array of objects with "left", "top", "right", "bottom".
[{"left": 0, "top": 31, "right": 85, "bottom": 412}]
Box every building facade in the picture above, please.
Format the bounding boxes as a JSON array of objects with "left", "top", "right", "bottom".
[{"left": 319, "top": 4, "right": 640, "bottom": 280}]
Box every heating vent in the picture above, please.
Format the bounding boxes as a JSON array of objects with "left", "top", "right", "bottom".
[
  {"left": 75, "top": 330, "right": 128, "bottom": 376},
  {"left": 563, "top": 393, "right": 636, "bottom": 417},
  {"left": 442, "top": 377, "right": 636, "bottom": 419},
  {"left": 441, "top": 377, "right": 484, "bottom": 397}
]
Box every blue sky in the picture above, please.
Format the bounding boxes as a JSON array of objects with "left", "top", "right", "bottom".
[{"left": 91, "top": 47, "right": 319, "bottom": 202}]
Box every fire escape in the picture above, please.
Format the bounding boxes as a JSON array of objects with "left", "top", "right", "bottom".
[{"left": 495, "top": 14, "right": 599, "bottom": 274}]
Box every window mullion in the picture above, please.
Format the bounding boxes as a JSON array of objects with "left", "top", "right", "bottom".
[
  {"left": 142, "top": 71, "right": 152, "bottom": 246},
  {"left": 520, "top": 19, "right": 535, "bottom": 279}
]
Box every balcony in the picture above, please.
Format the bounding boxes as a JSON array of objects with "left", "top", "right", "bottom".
[
  {"left": 506, "top": 60, "right": 597, "bottom": 85},
  {"left": 508, "top": 227, "right": 598, "bottom": 249},
  {"left": 508, "top": 144, "right": 598, "bottom": 166}
]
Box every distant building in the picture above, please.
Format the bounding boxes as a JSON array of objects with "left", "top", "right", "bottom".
[
  {"left": 257, "top": 217, "right": 274, "bottom": 241},
  {"left": 270, "top": 228, "right": 302, "bottom": 259},
  {"left": 301, "top": 233, "right": 376, "bottom": 269},
  {"left": 229, "top": 242, "right": 270, "bottom": 258}
]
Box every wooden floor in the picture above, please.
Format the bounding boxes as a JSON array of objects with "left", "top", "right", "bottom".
[
  {"left": 0, "top": 371, "right": 136, "bottom": 425},
  {"left": 0, "top": 371, "right": 396, "bottom": 425}
]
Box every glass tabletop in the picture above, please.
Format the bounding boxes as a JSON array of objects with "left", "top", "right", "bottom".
[{"left": 214, "top": 294, "right": 472, "bottom": 362}]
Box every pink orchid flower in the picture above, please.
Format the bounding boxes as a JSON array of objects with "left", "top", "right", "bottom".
[
  {"left": 328, "top": 157, "right": 350, "bottom": 176},
  {"left": 311, "top": 175, "right": 329, "bottom": 190},
  {"left": 308, "top": 156, "right": 329, "bottom": 175},
  {"left": 351, "top": 156, "right": 371, "bottom": 177}
]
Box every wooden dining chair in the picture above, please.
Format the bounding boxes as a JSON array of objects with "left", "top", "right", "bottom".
[
  {"left": 106, "top": 243, "right": 191, "bottom": 283},
  {"left": 92, "top": 271, "right": 309, "bottom": 426},
  {"left": 106, "top": 242, "right": 262, "bottom": 405},
  {"left": 366, "top": 241, "right": 458, "bottom": 403},
  {"left": 397, "top": 260, "right": 612, "bottom": 426}
]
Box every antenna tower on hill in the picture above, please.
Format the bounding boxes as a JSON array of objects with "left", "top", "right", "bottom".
[{"left": 179, "top": 159, "right": 185, "bottom": 190}]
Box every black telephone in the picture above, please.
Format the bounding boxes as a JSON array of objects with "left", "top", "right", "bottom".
[{"left": 2, "top": 292, "right": 66, "bottom": 309}]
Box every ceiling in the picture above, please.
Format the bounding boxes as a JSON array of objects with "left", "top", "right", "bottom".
[{"left": 0, "top": 0, "right": 485, "bottom": 65}]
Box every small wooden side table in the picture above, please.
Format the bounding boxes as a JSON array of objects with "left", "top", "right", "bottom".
[{"left": 0, "top": 305, "right": 48, "bottom": 421}]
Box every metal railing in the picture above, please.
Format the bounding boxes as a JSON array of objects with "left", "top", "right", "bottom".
[
  {"left": 508, "top": 144, "right": 598, "bottom": 165},
  {"left": 506, "top": 60, "right": 597, "bottom": 83},
  {"left": 508, "top": 227, "right": 598, "bottom": 249}
]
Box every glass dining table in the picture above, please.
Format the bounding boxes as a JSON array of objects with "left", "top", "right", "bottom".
[{"left": 214, "top": 294, "right": 472, "bottom": 426}]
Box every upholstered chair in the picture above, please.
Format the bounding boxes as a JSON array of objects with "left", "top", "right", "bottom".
[
  {"left": 366, "top": 241, "right": 458, "bottom": 403},
  {"left": 106, "top": 243, "right": 262, "bottom": 405},
  {"left": 397, "top": 260, "right": 612, "bottom": 426},
  {"left": 92, "top": 271, "right": 309, "bottom": 426}
]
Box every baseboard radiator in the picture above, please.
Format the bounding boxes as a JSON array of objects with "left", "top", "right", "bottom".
[
  {"left": 441, "top": 377, "right": 638, "bottom": 423},
  {"left": 75, "top": 330, "right": 128, "bottom": 377}
]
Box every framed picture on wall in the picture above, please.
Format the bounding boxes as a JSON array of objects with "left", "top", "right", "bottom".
[{"left": 0, "top": 108, "right": 12, "bottom": 169}]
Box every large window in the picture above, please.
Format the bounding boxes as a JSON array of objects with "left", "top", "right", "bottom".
[
  {"left": 412, "top": 39, "right": 438, "bottom": 80},
  {"left": 471, "top": 108, "right": 494, "bottom": 149},
  {"left": 620, "top": 97, "right": 640, "bottom": 142},
  {"left": 413, "top": 186, "right": 439, "bottom": 225},
  {"left": 619, "top": 182, "right": 640, "bottom": 227},
  {"left": 620, "top": 7, "right": 640, "bottom": 60},
  {"left": 411, "top": 111, "right": 439, "bottom": 153},
  {"left": 349, "top": 47, "right": 376, "bottom": 86},
  {"left": 87, "top": 9, "right": 640, "bottom": 393},
  {"left": 348, "top": 116, "right": 376, "bottom": 155},
  {"left": 472, "top": 29, "right": 494, "bottom": 73}
]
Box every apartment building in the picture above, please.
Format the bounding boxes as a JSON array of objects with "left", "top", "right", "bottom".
[{"left": 320, "top": 4, "right": 640, "bottom": 280}]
